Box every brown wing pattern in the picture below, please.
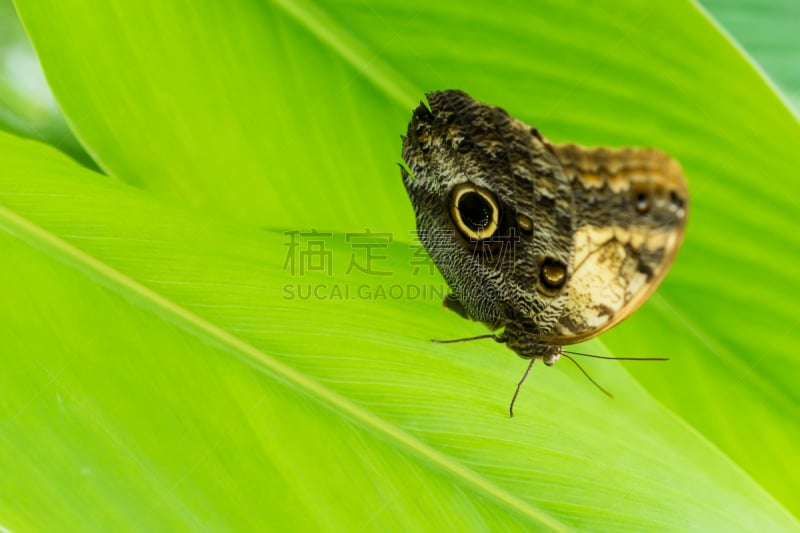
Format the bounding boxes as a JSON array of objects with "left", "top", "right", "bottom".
[{"left": 541, "top": 143, "right": 689, "bottom": 344}]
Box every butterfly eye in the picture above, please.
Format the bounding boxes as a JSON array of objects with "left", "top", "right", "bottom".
[
  {"left": 450, "top": 183, "right": 500, "bottom": 241},
  {"left": 540, "top": 257, "right": 567, "bottom": 292}
]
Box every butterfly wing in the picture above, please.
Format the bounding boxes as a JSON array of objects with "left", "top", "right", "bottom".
[{"left": 540, "top": 143, "right": 689, "bottom": 344}]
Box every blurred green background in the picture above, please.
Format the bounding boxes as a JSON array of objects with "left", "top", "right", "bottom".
[{"left": 1, "top": 0, "right": 799, "bottom": 530}]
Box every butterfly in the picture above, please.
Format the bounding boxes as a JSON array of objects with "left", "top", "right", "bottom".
[{"left": 400, "top": 90, "right": 688, "bottom": 415}]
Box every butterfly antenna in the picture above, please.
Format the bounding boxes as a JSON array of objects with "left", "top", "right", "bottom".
[
  {"left": 562, "top": 354, "right": 614, "bottom": 398},
  {"left": 432, "top": 334, "right": 502, "bottom": 344},
  {"left": 509, "top": 358, "right": 535, "bottom": 418},
  {"left": 564, "top": 350, "right": 668, "bottom": 361}
]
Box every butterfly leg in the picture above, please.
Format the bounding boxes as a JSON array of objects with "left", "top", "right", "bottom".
[
  {"left": 431, "top": 334, "right": 505, "bottom": 344},
  {"left": 509, "top": 357, "right": 535, "bottom": 418}
]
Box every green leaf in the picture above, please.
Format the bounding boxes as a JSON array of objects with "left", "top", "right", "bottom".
[
  {"left": 15, "top": 0, "right": 417, "bottom": 232},
  {"left": 0, "top": 130, "right": 796, "bottom": 531},
  {"left": 9, "top": 0, "right": 800, "bottom": 526}
]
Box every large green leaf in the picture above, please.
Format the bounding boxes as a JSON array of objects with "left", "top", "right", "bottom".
[
  {"left": 9, "top": 0, "right": 800, "bottom": 526},
  {"left": 0, "top": 131, "right": 796, "bottom": 530}
]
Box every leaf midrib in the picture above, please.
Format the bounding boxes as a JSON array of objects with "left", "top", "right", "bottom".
[{"left": 271, "top": 0, "right": 421, "bottom": 108}]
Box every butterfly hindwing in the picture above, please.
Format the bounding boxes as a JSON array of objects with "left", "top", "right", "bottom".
[{"left": 541, "top": 144, "right": 688, "bottom": 343}]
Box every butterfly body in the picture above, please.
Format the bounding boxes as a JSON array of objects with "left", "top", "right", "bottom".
[{"left": 401, "top": 90, "right": 688, "bottom": 363}]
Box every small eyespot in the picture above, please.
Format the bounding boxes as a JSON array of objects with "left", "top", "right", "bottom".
[
  {"left": 450, "top": 183, "right": 500, "bottom": 241},
  {"left": 636, "top": 192, "right": 649, "bottom": 213},
  {"left": 631, "top": 182, "right": 651, "bottom": 214},
  {"left": 517, "top": 214, "right": 533, "bottom": 236},
  {"left": 669, "top": 190, "right": 687, "bottom": 219},
  {"left": 540, "top": 257, "right": 567, "bottom": 292}
]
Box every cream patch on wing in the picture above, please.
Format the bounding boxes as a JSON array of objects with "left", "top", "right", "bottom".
[{"left": 551, "top": 224, "right": 669, "bottom": 337}]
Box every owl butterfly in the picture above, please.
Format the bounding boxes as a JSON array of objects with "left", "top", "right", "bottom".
[{"left": 400, "top": 90, "right": 688, "bottom": 416}]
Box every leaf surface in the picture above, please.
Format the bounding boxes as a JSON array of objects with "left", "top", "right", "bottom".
[{"left": 0, "top": 132, "right": 795, "bottom": 530}]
